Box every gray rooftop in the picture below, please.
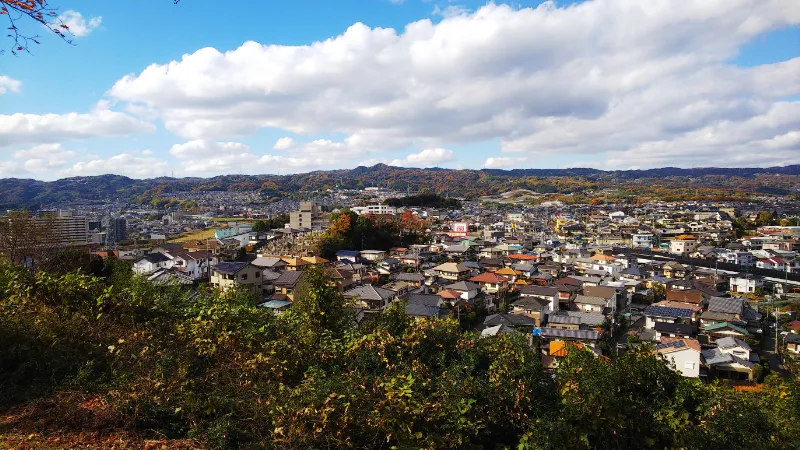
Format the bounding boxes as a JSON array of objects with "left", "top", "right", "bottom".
[
  {"left": 344, "top": 285, "right": 397, "bottom": 301},
  {"left": 540, "top": 327, "right": 600, "bottom": 340}
]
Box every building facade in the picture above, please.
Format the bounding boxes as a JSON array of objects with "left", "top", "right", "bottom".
[{"left": 289, "top": 202, "right": 329, "bottom": 230}]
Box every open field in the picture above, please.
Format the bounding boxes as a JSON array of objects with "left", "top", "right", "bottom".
[{"left": 168, "top": 228, "right": 216, "bottom": 243}]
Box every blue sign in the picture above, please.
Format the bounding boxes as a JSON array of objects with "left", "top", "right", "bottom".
[{"left": 532, "top": 327, "right": 542, "bottom": 336}]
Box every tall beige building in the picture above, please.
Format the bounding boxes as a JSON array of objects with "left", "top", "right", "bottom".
[
  {"left": 289, "top": 202, "right": 329, "bottom": 230},
  {"left": 52, "top": 210, "right": 90, "bottom": 246},
  {"left": 4, "top": 210, "right": 90, "bottom": 247}
]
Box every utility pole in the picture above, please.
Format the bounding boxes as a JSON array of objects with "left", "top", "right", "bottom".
[{"left": 775, "top": 305, "right": 780, "bottom": 356}]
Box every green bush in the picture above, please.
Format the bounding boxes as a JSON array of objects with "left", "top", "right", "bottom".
[{"left": 1, "top": 262, "right": 799, "bottom": 449}]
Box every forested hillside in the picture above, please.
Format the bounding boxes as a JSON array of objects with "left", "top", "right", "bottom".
[{"left": 1, "top": 164, "right": 799, "bottom": 209}]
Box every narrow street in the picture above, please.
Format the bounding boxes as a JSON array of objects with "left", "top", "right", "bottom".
[{"left": 762, "top": 330, "right": 790, "bottom": 376}]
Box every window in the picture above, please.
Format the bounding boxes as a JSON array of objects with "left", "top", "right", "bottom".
[
  {"left": 684, "top": 362, "right": 695, "bottom": 370},
  {"left": 241, "top": 274, "right": 248, "bottom": 281},
  {"left": 255, "top": 272, "right": 260, "bottom": 278}
]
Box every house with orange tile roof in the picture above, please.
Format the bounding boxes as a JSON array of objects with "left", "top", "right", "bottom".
[{"left": 469, "top": 271, "right": 509, "bottom": 294}]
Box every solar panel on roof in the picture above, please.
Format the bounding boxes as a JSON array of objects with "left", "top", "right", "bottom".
[
  {"left": 214, "top": 261, "right": 248, "bottom": 274},
  {"left": 644, "top": 305, "right": 693, "bottom": 318}
]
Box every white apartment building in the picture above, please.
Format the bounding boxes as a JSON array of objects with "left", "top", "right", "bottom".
[
  {"left": 632, "top": 233, "right": 654, "bottom": 249},
  {"left": 670, "top": 236, "right": 698, "bottom": 255},
  {"left": 351, "top": 204, "right": 397, "bottom": 215}
]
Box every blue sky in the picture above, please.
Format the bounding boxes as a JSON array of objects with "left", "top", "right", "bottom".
[{"left": 0, "top": 0, "right": 798, "bottom": 180}]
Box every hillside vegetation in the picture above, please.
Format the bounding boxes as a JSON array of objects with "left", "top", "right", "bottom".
[
  {"left": 1, "top": 261, "right": 799, "bottom": 449},
  {"left": 2, "top": 164, "right": 799, "bottom": 209}
]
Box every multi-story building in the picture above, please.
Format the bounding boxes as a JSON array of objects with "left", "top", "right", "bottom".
[
  {"left": 289, "top": 202, "right": 329, "bottom": 230},
  {"left": 104, "top": 216, "right": 127, "bottom": 246},
  {"left": 669, "top": 235, "right": 698, "bottom": 255},
  {"left": 729, "top": 274, "right": 763, "bottom": 294},
  {"left": 351, "top": 204, "right": 397, "bottom": 215},
  {"left": 210, "top": 261, "right": 263, "bottom": 296},
  {"left": 632, "top": 233, "right": 654, "bottom": 249},
  {"left": 720, "top": 250, "right": 754, "bottom": 267},
  {"left": 31, "top": 210, "right": 90, "bottom": 246}
]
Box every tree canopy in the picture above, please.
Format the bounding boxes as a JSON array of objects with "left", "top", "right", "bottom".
[{"left": 1, "top": 258, "right": 799, "bottom": 448}]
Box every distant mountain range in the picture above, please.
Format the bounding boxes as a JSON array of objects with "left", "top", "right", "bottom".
[{"left": 1, "top": 164, "right": 798, "bottom": 209}]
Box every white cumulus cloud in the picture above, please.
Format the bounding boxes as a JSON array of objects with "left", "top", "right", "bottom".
[
  {"left": 0, "top": 76, "right": 21, "bottom": 95},
  {"left": 390, "top": 148, "right": 454, "bottom": 167},
  {"left": 484, "top": 156, "right": 529, "bottom": 169},
  {"left": 13, "top": 143, "right": 76, "bottom": 172},
  {"left": 55, "top": 10, "right": 102, "bottom": 37},
  {"left": 99, "top": 0, "right": 799, "bottom": 169},
  {"left": 0, "top": 110, "right": 154, "bottom": 147},
  {"left": 60, "top": 153, "right": 170, "bottom": 178}
]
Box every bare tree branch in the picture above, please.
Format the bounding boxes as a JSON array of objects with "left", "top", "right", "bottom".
[{"left": 1, "top": 0, "right": 73, "bottom": 55}]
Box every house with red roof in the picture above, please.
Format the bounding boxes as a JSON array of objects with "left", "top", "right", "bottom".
[{"left": 469, "top": 271, "right": 509, "bottom": 295}]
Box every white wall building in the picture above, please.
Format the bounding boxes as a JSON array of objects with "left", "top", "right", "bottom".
[{"left": 632, "top": 233, "right": 654, "bottom": 249}]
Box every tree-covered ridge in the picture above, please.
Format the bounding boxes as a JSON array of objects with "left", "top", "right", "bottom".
[
  {"left": 1, "top": 262, "right": 799, "bottom": 449},
  {"left": 1, "top": 164, "right": 800, "bottom": 208}
]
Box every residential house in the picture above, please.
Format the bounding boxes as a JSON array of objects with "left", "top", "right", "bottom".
[
  {"left": 482, "top": 313, "right": 536, "bottom": 331},
  {"left": 273, "top": 270, "right": 304, "bottom": 301},
  {"left": 539, "top": 328, "right": 601, "bottom": 347},
  {"left": 729, "top": 274, "right": 763, "bottom": 293},
  {"left": 133, "top": 253, "right": 172, "bottom": 274},
  {"left": 700, "top": 296, "right": 762, "bottom": 332},
  {"left": 336, "top": 250, "right": 361, "bottom": 262},
  {"left": 432, "top": 262, "right": 472, "bottom": 281},
  {"left": 665, "top": 289, "right": 703, "bottom": 306},
  {"left": 546, "top": 315, "right": 581, "bottom": 331},
  {"left": 210, "top": 262, "right": 263, "bottom": 296},
  {"left": 251, "top": 256, "right": 287, "bottom": 272},
  {"left": 662, "top": 262, "right": 688, "bottom": 279},
  {"left": 543, "top": 341, "right": 600, "bottom": 370},
  {"left": 360, "top": 250, "right": 387, "bottom": 262},
  {"left": 653, "top": 322, "right": 695, "bottom": 341},
  {"left": 519, "top": 286, "right": 560, "bottom": 312},
  {"left": 643, "top": 305, "right": 694, "bottom": 329},
  {"left": 573, "top": 295, "right": 609, "bottom": 314},
  {"left": 703, "top": 322, "right": 750, "bottom": 342},
  {"left": 261, "top": 269, "right": 281, "bottom": 295},
  {"left": 392, "top": 272, "right": 426, "bottom": 287},
  {"left": 654, "top": 338, "right": 701, "bottom": 378},
  {"left": 343, "top": 285, "right": 398, "bottom": 316},
  {"left": 405, "top": 293, "right": 448, "bottom": 321},
  {"left": 702, "top": 337, "right": 756, "bottom": 381},
  {"left": 784, "top": 333, "right": 800, "bottom": 354},
  {"left": 443, "top": 281, "right": 481, "bottom": 302},
  {"left": 757, "top": 257, "right": 787, "bottom": 271},
  {"left": 511, "top": 297, "right": 552, "bottom": 327},
  {"left": 327, "top": 268, "right": 355, "bottom": 293},
  {"left": 376, "top": 258, "right": 401, "bottom": 275},
  {"left": 163, "top": 249, "right": 216, "bottom": 280},
  {"left": 382, "top": 280, "right": 411, "bottom": 300},
  {"left": 469, "top": 271, "right": 510, "bottom": 295},
  {"left": 280, "top": 257, "right": 308, "bottom": 271},
  {"left": 670, "top": 235, "right": 699, "bottom": 255},
  {"left": 584, "top": 285, "right": 629, "bottom": 312}
]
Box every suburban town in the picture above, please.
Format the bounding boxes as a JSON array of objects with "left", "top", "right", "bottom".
[
  {"left": 17, "top": 183, "right": 800, "bottom": 383},
  {"left": 2, "top": 0, "right": 799, "bottom": 448}
]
